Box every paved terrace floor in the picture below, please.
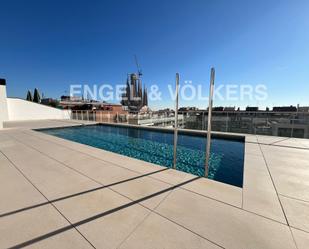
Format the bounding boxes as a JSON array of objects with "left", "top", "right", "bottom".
[{"left": 1, "top": 120, "right": 309, "bottom": 249}]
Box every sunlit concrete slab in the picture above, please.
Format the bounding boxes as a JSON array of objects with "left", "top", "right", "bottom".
[
  {"left": 272, "top": 138, "right": 309, "bottom": 149},
  {"left": 110, "top": 175, "right": 173, "bottom": 210},
  {"left": 0, "top": 204, "right": 93, "bottom": 249},
  {"left": 156, "top": 188, "right": 296, "bottom": 249},
  {"left": 242, "top": 153, "right": 286, "bottom": 223},
  {"left": 261, "top": 145, "right": 309, "bottom": 202},
  {"left": 291, "top": 228, "right": 309, "bottom": 249},
  {"left": 148, "top": 166, "right": 196, "bottom": 185},
  {"left": 280, "top": 196, "right": 309, "bottom": 232},
  {"left": 244, "top": 142, "right": 263, "bottom": 156},
  {"left": 0, "top": 139, "right": 99, "bottom": 200},
  {"left": 77, "top": 204, "right": 150, "bottom": 248},
  {"left": 244, "top": 134, "right": 258, "bottom": 143},
  {"left": 119, "top": 212, "right": 221, "bottom": 249},
  {"left": 182, "top": 177, "right": 242, "bottom": 207},
  {"left": 257, "top": 135, "right": 288, "bottom": 145},
  {"left": 54, "top": 187, "right": 151, "bottom": 248},
  {"left": 0, "top": 153, "right": 46, "bottom": 215}
]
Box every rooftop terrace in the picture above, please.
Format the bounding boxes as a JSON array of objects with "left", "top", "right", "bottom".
[{"left": 1, "top": 120, "right": 309, "bottom": 249}]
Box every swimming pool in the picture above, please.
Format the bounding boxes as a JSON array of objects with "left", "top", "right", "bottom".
[{"left": 39, "top": 124, "right": 244, "bottom": 187}]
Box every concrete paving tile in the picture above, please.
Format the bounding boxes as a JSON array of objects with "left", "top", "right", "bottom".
[
  {"left": 245, "top": 142, "right": 263, "bottom": 156},
  {"left": 150, "top": 168, "right": 196, "bottom": 185},
  {"left": 291, "top": 228, "right": 309, "bottom": 249},
  {"left": 54, "top": 186, "right": 151, "bottom": 248},
  {"left": 245, "top": 135, "right": 258, "bottom": 143},
  {"left": 0, "top": 204, "right": 92, "bottom": 249},
  {"left": 54, "top": 188, "right": 130, "bottom": 223},
  {"left": 110, "top": 176, "right": 172, "bottom": 210},
  {"left": 261, "top": 145, "right": 309, "bottom": 202},
  {"left": 0, "top": 141, "right": 99, "bottom": 200},
  {"left": 25, "top": 230, "right": 94, "bottom": 249},
  {"left": 182, "top": 177, "right": 242, "bottom": 207},
  {"left": 261, "top": 144, "right": 309, "bottom": 162},
  {"left": 243, "top": 154, "right": 286, "bottom": 223},
  {"left": 257, "top": 135, "right": 287, "bottom": 144},
  {"left": 77, "top": 204, "right": 150, "bottom": 249},
  {"left": 0, "top": 153, "right": 45, "bottom": 215},
  {"left": 65, "top": 156, "right": 141, "bottom": 185},
  {"left": 119, "top": 212, "right": 221, "bottom": 249},
  {"left": 156, "top": 188, "right": 296, "bottom": 249},
  {"left": 274, "top": 139, "right": 309, "bottom": 149},
  {"left": 280, "top": 196, "right": 309, "bottom": 232}
]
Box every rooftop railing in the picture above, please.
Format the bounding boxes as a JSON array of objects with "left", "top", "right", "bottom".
[{"left": 70, "top": 109, "right": 309, "bottom": 139}]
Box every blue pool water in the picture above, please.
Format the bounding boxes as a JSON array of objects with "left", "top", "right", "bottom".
[{"left": 39, "top": 124, "right": 244, "bottom": 187}]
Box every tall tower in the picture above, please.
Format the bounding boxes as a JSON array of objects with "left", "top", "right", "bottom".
[
  {"left": 0, "top": 79, "right": 9, "bottom": 128},
  {"left": 143, "top": 87, "right": 148, "bottom": 106}
]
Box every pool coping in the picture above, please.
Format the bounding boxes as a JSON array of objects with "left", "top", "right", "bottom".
[{"left": 35, "top": 121, "right": 246, "bottom": 142}]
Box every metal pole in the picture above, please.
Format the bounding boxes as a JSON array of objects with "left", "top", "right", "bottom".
[
  {"left": 290, "top": 114, "right": 295, "bottom": 138},
  {"left": 205, "top": 68, "right": 215, "bottom": 178},
  {"left": 173, "top": 73, "right": 180, "bottom": 169}
]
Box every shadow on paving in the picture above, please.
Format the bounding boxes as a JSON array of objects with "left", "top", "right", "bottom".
[
  {"left": 0, "top": 168, "right": 169, "bottom": 219},
  {"left": 7, "top": 176, "right": 200, "bottom": 249}
]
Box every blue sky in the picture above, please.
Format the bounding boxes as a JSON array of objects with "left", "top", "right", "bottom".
[{"left": 1, "top": 0, "right": 309, "bottom": 109}]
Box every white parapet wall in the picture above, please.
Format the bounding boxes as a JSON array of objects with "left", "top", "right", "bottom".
[
  {"left": 7, "top": 98, "right": 71, "bottom": 121},
  {"left": 0, "top": 84, "right": 9, "bottom": 128}
]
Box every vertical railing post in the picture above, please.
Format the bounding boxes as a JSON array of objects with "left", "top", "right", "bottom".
[
  {"left": 226, "top": 112, "right": 229, "bottom": 132},
  {"left": 205, "top": 67, "right": 215, "bottom": 178},
  {"left": 173, "top": 73, "right": 180, "bottom": 169},
  {"left": 291, "top": 114, "right": 295, "bottom": 138}
]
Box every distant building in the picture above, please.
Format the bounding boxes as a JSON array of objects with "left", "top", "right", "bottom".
[
  {"left": 298, "top": 106, "right": 309, "bottom": 112},
  {"left": 223, "top": 107, "right": 236, "bottom": 111},
  {"left": 60, "top": 95, "right": 83, "bottom": 102},
  {"left": 121, "top": 73, "right": 148, "bottom": 112},
  {"left": 213, "top": 107, "right": 224, "bottom": 111},
  {"left": 178, "top": 107, "right": 199, "bottom": 112},
  {"left": 246, "top": 106, "right": 259, "bottom": 112},
  {"left": 273, "top": 106, "right": 297, "bottom": 112},
  {"left": 41, "top": 98, "right": 59, "bottom": 108}
]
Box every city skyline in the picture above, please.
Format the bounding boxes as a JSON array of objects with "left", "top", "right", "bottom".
[{"left": 1, "top": 0, "right": 309, "bottom": 109}]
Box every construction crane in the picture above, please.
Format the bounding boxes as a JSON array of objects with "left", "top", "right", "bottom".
[{"left": 134, "top": 55, "right": 143, "bottom": 78}]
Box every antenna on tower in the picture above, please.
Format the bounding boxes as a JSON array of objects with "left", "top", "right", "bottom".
[{"left": 134, "top": 55, "right": 143, "bottom": 78}]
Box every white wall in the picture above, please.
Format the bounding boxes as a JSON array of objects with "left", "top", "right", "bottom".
[
  {"left": 7, "top": 98, "right": 71, "bottom": 121},
  {"left": 0, "top": 85, "right": 9, "bottom": 128}
]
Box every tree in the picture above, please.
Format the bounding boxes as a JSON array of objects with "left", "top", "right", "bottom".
[
  {"left": 33, "top": 88, "right": 41, "bottom": 103},
  {"left": 26, "top": 90, "right": 33, "bottom": 101}
]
